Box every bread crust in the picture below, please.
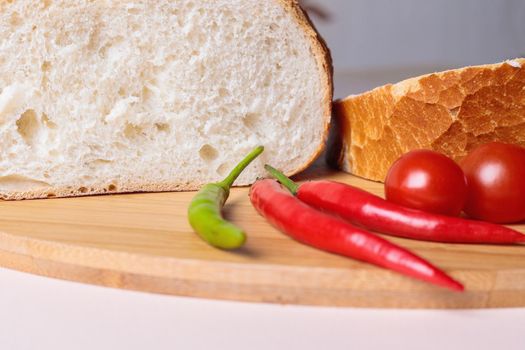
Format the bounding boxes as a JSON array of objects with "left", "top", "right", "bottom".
[
  {"left": 0, "top": 180, "right": 202, "bottom": 200},
  {"left": 275, "top": 0, "right": 333, "bottom": 176},
  {"left": 0, "top": 0, "right": 333, "bottom": 200},
  {"left": 332, "top": 59, "right": 525, "bottom": 182}
]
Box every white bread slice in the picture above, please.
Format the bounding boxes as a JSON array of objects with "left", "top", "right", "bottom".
[
  {"left": 330, "top": 59, "right": 525, "bottom": 182},
  {"left": 0, "top": 0, "right": 332, "bottom": 200}
]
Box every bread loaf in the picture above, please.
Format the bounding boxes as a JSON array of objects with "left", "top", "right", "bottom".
[
  {"left": 331, "top": 59, "right": 525, "bottom": 182},
  {"left": 0, "top": 0, "right": 332, "bottom": 200}
]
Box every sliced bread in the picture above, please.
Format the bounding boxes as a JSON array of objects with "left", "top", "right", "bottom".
[
  {"left": 331, "top": 59, "right": 525, "bottom": 181},
  {"left": 0, "top": 0, "right": 332, "bottom": 199}
]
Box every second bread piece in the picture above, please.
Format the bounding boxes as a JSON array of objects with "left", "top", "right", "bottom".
[{"left": 332, "top": 59, "right": 525, "bottom": 181}]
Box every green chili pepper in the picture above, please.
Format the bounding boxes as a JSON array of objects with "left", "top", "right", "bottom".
[{"left": 187, "top": 146, "right": 264, "bottom": 249}]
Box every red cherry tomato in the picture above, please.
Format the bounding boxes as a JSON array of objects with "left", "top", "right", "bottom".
[
  {"left": 385, "top": 150, "right": 468, "bottom": 216},
  {"left": 461, "top": 142, "right": 525, "bottom": 223}
]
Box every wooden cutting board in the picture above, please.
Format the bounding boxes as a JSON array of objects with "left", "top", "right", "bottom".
[{"left": 0, "top": 164, "right": 524, "bottom": 309}]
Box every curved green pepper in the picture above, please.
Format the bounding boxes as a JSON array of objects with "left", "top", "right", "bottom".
[{"left": 187, "top": 146, "right": 264, "bottom": 249}]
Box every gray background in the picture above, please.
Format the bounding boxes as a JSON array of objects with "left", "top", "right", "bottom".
[{"left": 304, "top": 0, "right": 525, "bottom": 96}]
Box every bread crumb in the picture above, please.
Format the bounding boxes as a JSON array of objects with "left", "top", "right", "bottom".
[
  {"left": 0, "top": 0, "right": 331, "bottom": 199},
  {"left": 507, "top": 60, "right": 521, "bottom": 68}
]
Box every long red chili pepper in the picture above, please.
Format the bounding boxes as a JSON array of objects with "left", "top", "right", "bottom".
[
  {"left": 265, "top": 165, "right": 525, "bottom": 244},
  {"left": 249, "top": 179, "right": 464, "bottom": 291}
]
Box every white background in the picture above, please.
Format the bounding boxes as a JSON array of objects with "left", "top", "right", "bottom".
[
  {"left": 1, "top": 268, "right": 525, "bottom": 350},
  {"left": 1, "top": 1, "right": 525, "bottom": 349},
  {"left": 314, "top": 0, "right": 525, "bottom": 70},
  {"left": 307, "top": 0, "right": 525, "bottom": 96}
]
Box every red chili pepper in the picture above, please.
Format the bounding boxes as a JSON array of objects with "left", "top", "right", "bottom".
[
  {"left": 265, "top": 165, "right": 525, "bottom": 245},
  {"left": 249, "top": 179, "right": 464, "bottom": 291}
]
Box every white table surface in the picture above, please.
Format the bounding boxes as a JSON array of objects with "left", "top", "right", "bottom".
[
  {"left": 1, "top": 267, "right": 524, "bottom": 350},
  {"left": 2, "top": 68, "right": 524, "bottom": 350}
]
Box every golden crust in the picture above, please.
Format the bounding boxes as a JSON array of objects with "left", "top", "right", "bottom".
[
  {"left": 0, "top": 181, "right": 203, "bottom": 200},
  {"left": 333, "top": 59, "right": 525, "bottom": 182}
]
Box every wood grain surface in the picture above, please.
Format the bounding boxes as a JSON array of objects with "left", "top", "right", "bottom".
[{"left": 0, "top": 164, "right": 524, "bottom": 308}]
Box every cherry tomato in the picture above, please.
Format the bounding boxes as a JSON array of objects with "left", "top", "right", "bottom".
[
  {"left": 461, "top": 142, "right": 525, "bottom": 223},
  {"left": 385, "top": 150, "right": 468, "bottom": 216}
]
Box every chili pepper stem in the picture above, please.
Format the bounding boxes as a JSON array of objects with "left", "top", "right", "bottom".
[
  {"left": 219, "top": 146, "right": 264, "bottom": 189},
  {"left": 264, "top": 164, "right": 299, "bottom": 195}
]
